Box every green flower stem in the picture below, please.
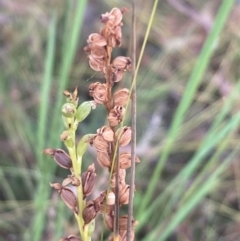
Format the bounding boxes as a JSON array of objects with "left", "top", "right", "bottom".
[{"left": 66, "top": 126, "right": 89, "bottom": 241}]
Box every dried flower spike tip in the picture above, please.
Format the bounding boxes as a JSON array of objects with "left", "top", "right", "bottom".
[
  {"left": 63, "top": 86, "right": 79, "bottom": 106},
  {"left": 43, "top": 148, "right": 72, "bottom": 169}
]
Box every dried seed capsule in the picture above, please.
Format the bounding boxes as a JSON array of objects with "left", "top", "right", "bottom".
[
  {"left": 61, "top": 187, "right": 78, "bottom": 214},
  {"left": 88, "top": 56, "right": 105, "bottom": 72},
  {"left": 82, "top": 200, "right": 99, "bottom": 225},
  {"left": 111, "top": 68, "right": 125, "bottom": 83},
  {"left": 97, "top": 151, "right": 111, "bottom": 168},
  {"left": 94, "top": 191, "right": 106, "bottom": 203},
  {"left": 89, "top": 82, "right": 108, "bottom": 104},
  {"left": 115, "top": 127, "right": 132, "bottom": 146},
  {"left": 99, "top": 203, "right": 113, "bottom": 214},
  {"left": 108, "top": 106, "right": 125, "bottom": 126},
  {"left": 50, "top": 183, "right": 78, "bottom": 214},
  {"left": 119, "top": 153, "right": 140, "bottom": 169},
  {"left": 97, "top": 126, "right": 114, "bottom": 142},
  {"left": 43, "top": 149, "right": 72, "bottom": 169},
  {"left": 91, "top": 46, "right": 107, "bottom": 59},
  {"left": 92, "top": 135, "right": 109, "bottom": 152},
  {"left": 119, "top": 215, "right": 138, "bottom": 230},
  {"left": 113, "top": 88, "right": 130, "bottom": 106},
  {"left": 101, "top": 7, "right": 123, "bottom": 27},
  {"left": 112, "top": 56, "right": 131, "bottom": 71},
  {"left": 87, "top": 33, "right": 107, "bottom": 47},
  {"left": 104, "top": 213, "right": 114, "bottom": 231},
  {"left": 81, "top": 163, "right": 96, "bottom": 198},
  {"left": 119, "top": 184, "right": 130, "bottom": 205}
]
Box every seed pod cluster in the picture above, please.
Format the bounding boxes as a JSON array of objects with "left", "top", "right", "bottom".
[
  {"left": 43, "top": 7, "right": 139, "bottom": 241},
  {"left": 84, "top": 7, "right": 139, "bottom": 241}
]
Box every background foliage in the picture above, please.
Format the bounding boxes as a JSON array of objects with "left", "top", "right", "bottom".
[{"left": 1, "top": 0, "right": 240, "bottom": 240}]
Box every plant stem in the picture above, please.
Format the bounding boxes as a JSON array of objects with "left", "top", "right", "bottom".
[{"left": 67, "top": 126, "right": 88, "bottom": 241}]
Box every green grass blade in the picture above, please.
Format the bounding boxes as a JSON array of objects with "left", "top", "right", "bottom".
[
  {"left": 137, "top": 0, "right": 235, "bottom": 217},
  {"left": 50, "top": 0, "right": 88, "bottom": 147},
  {"left": 27, "top": 13, "right": 57, "bottom": 241}
]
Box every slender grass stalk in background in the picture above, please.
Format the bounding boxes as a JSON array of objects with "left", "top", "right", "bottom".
[
  {"left": 50, "top": 0, "right": 87, "bottom": 146},
  {"left": 127, "top": 0, "right": 136, "bottom": 240},
  {"left": 136, "top": 84, "right": 240, "bottom": 232},
  {"left": 27, "top": 13, "right": 57, "bottom": 241},
  {"left": 137, "top": 0, "right": 235, "bottom": 219}
]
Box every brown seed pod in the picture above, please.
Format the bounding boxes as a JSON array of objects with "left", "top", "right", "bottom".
[
  {"left": 108, "top": 106, "right": 125, "bottom": 126},
  {"left": 87, "top": 33, "right": 107, "bottom": 47},
  {"left": 113, "top": 88, "right": 130, "bottom": 106},
  {"left": 112, "top": 56, "right": 131, "bottom": 71},
  {"left": 97, "top": 151, "right": 111, "bottom": 168},
  {"left": 81, "top": 163, "right": 96, "bottom": 198},
  {"left": 97, "top": 126, "right": 114, "bottom": 142},
  {"left": 89, "top": 82, "right": 108, "bottom": 104},
  {"left": 118, "top": 215, "right": 138, "bottom": 230},
  {"left": 92, "top": 135, "right": 109, "bottom": 152},
  {"left": 118, "top": 184, "right": 130, "bottom": 205},
  {"left": 43, "top": 148, "right": 72, "bottom": 169},
  {"left": 115, "top": 127, "right": 132, "bottom": 146},
  {"left": 119, "top": 153, "right": 140, "bottom": 169},
  {"left": 88, "top": 56, "right": 105, "bottom": 72},
  {"left": 111, "top": 68, "right": 125, "bottom": 83},
  {"left": 104, "top": 213, "right": 114, "bottom": 231},
  {"left": 50, "top": 183, "right": 78, "bottom": 214},
  {"left": 82, "top": 200, "right": 99, "bottom": 225}
]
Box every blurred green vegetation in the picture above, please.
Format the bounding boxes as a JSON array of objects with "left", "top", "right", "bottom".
[{"left": 1, "top": 0, "right": 240, "bottom": 240}]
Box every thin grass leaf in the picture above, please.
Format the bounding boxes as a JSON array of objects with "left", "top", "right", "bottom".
[{"left": 138, "top": 0, "right": 236, "bottom": 217}]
